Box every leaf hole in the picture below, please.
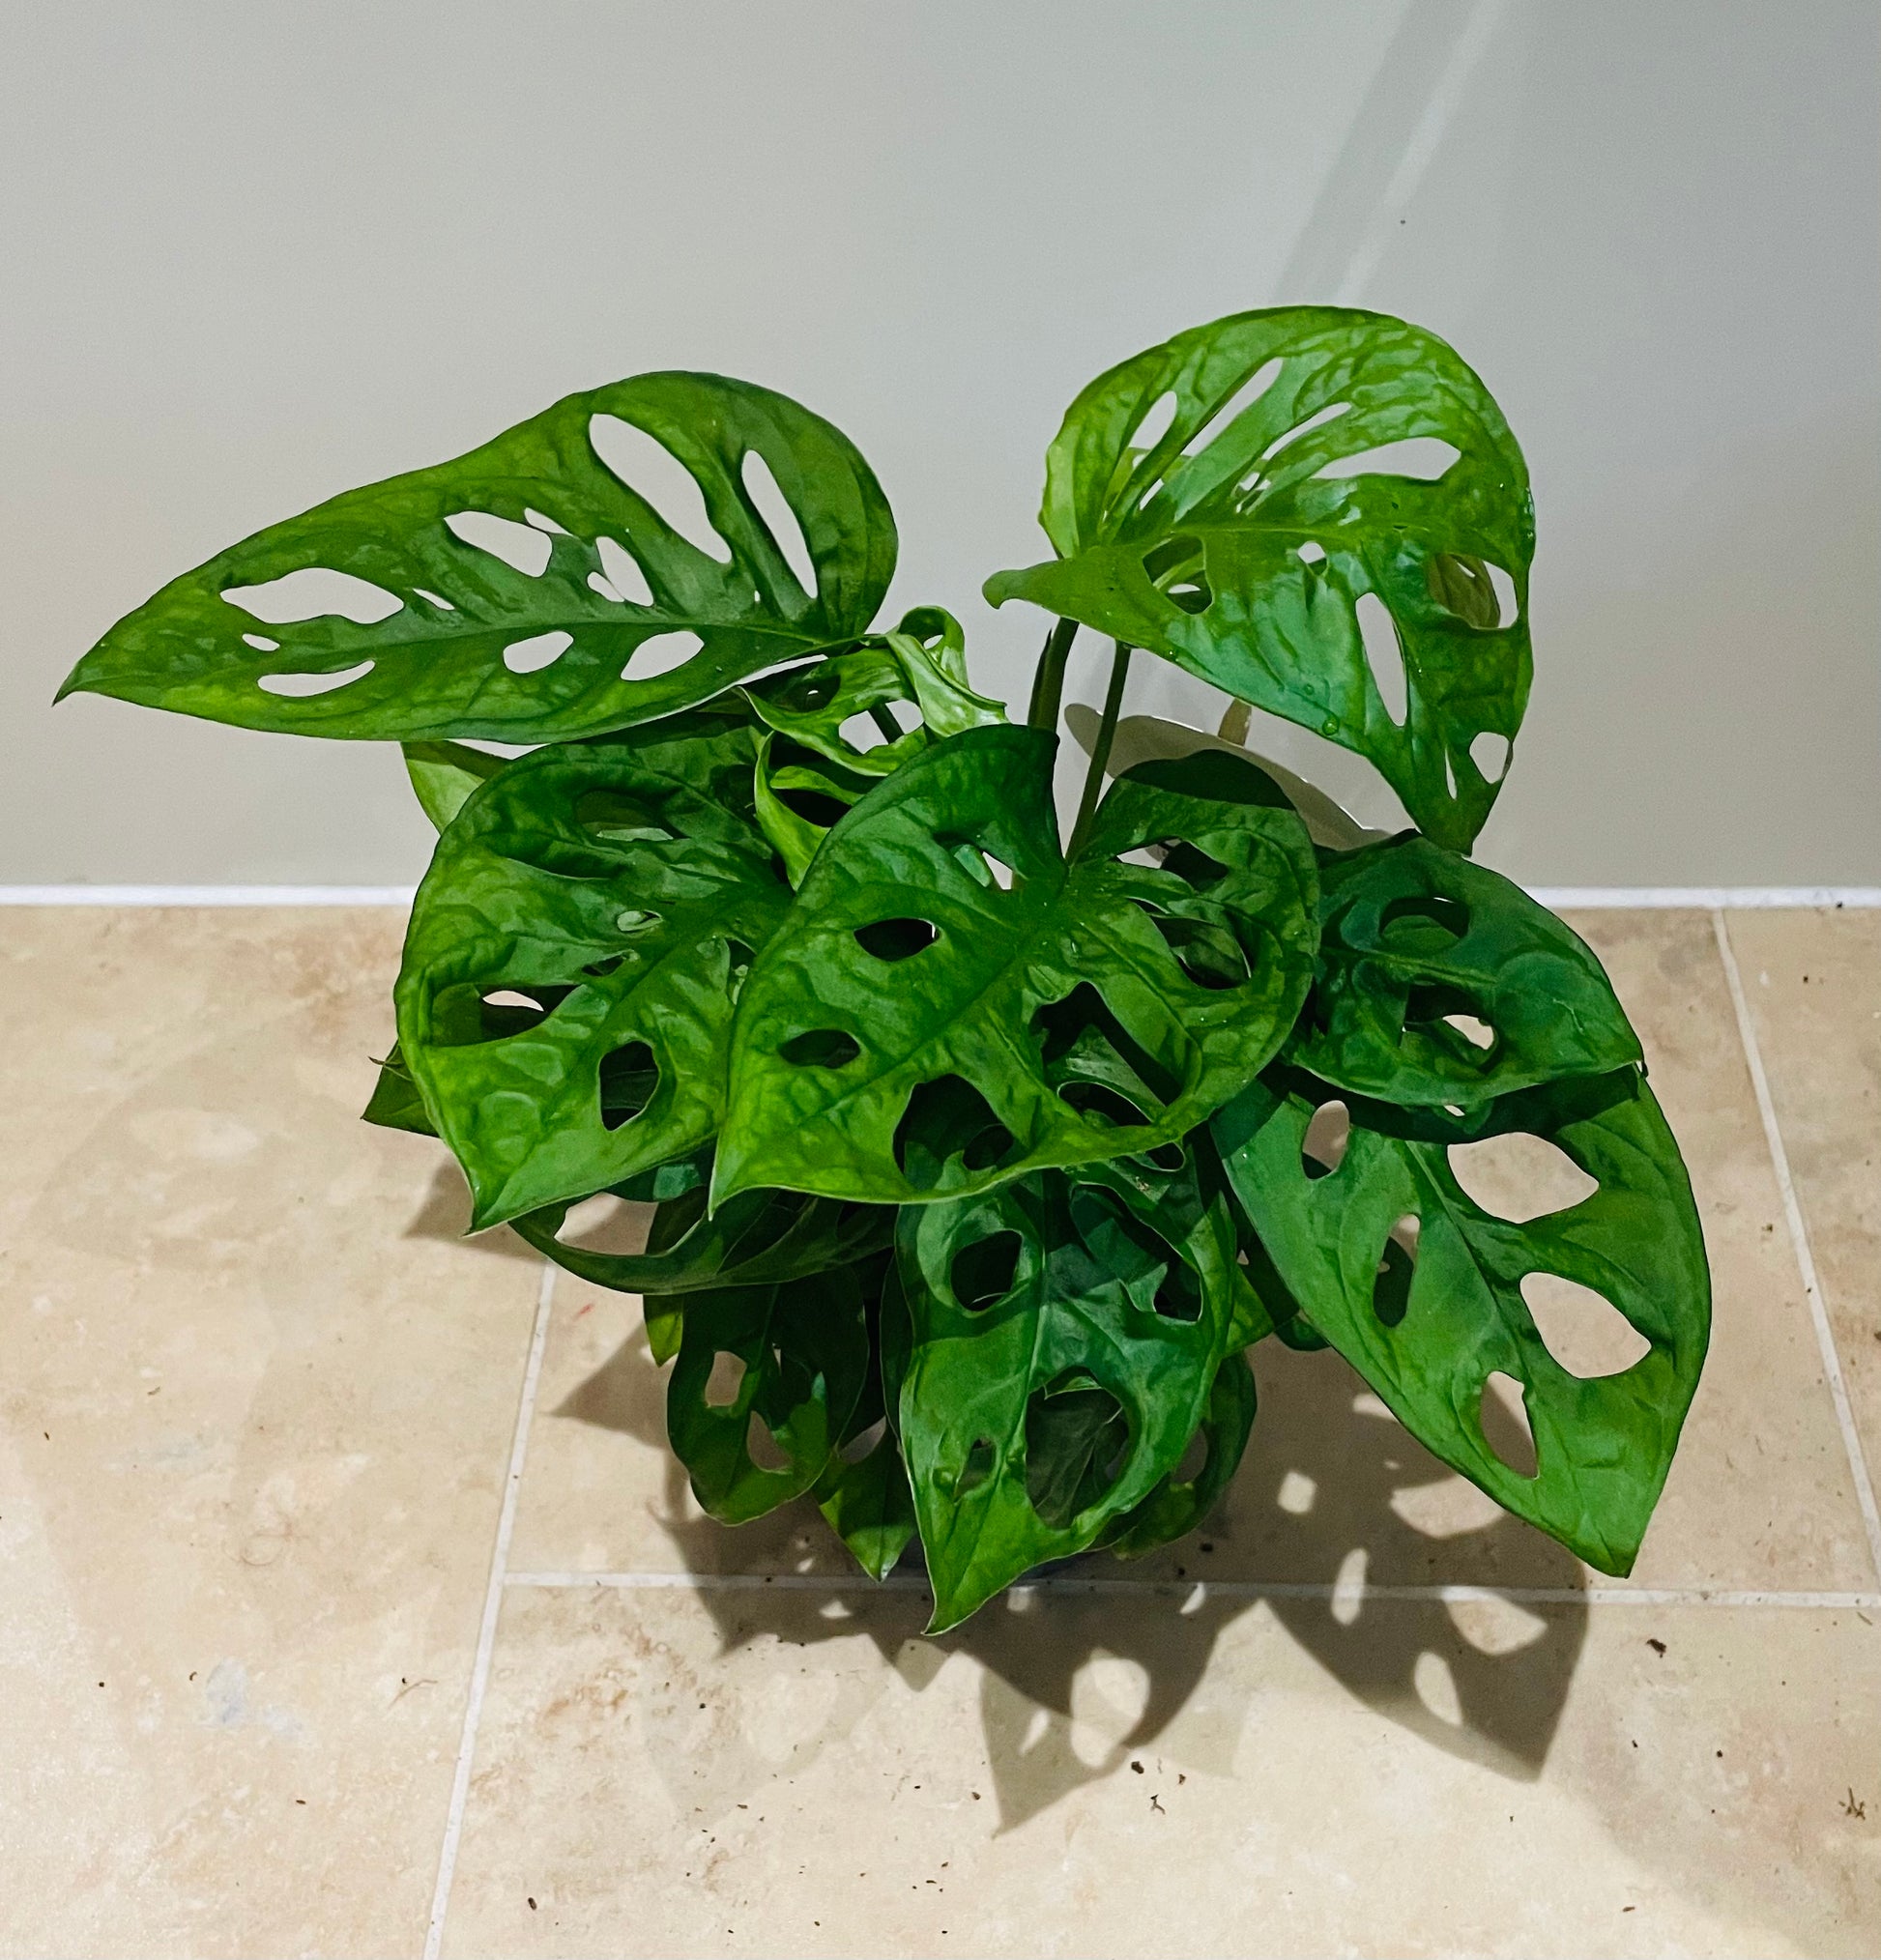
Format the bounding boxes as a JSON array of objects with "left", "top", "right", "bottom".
[
  {"left": 1145, "top": 911, "right": 1251, "bottom": 992},
  {"left": 1357, "top": 593, "right": 1407, "bottom": 725},
  {"left": 1445, "top": 1012, "right": 1495, "bottom": 1051},
  {"left": 1317, "top": 437, "right": 1461, "bottom": 481},
  {"left": 1181, "top": 357, "right": 1285, "bottom": 457},
  {"left": 1261, "top": 400, "right": 1351, "bottom": 460},
  {"left": 1172, "top": 1427, "right": 1209, "bottom": 1484},
  {"left": 957, "top": 1437, "right": 997, "bottom": 1496},
  {"left": 223, "top": 567, "right": 404, "bottom": 624},
  {"left": 503, "top": 629, "right": 573, "bottom": 675},
  {"left": 256, "top": 660, "right": 376, "bottom": 698},
  {"left": 1296, "top": 540, "right": 1326, "bottom": 565},
  {"left": 892, "top": 1076, "right": 1016, "bottom": 1189},
  {"left": 597, "top": 1040, "right": 657, "bottom": 1129},
  {"left": 1521, "top": 1272, "right": 1650, "bottom": 1378},
  {"left": 1486, "top": 562, "right": 1519, "bottom": 627},
  {"left": 1378, "top": 893, "right": 1470, "bottom": 950},
  {"left": 838, "top": 704, "right": 914, "bottom": 751},
  {"left": 772, "top": 784, "right": 853, "bottom": 828},
  {"left": 950, "top": 1230, "right": 1022, "bottom": 1313},
  {"left": 588, "top": 413, "right": 733, "bottom": 563},
  {"left": 1373, "top": 1213, "right": 1419, "bottom": 1328},
  {"left": 415, "top": 587, "right": 455, "bottom": 610},
  {"left": 1480, "top": 1371, "right": 1537, "bottom": 1478},
  {"left": 1031, "top": 984, "right": 1178, "bottom": 1110},
  {"left": 624, "top": 629, "right": 705, "bottom": 678},
  {"left": 704, "top": 1350, "right": 746, "bottom": 1408},
  {"left": 1448, "top": 1133, "right": 1599, "bottom": 1223},
  {"left": 854, "top": 916, "right": 940, "bottom": 963},
  {"left": 840, "top": 1416, "right": 887, "bottom": 1466},
  {"left": 1301, "top": 1100, "right": 1350, "bottom": 1179},
  {"left": 778, "top": 1028, "right": 860, "bottom": 1070},
  {"left": 746, "top": 1412, "right": 791, "bottom": 1472},
  {"left": 1025, "top": 1375, "right": 1129, "bottom": 1527},
  {"left": 1129, "top": 389, "right": 1179, "bottom": 453},
  {"left": 443, "top": 510, "right": 553, "bottom": 578},
  {"left": 740, "top": 449, "right": 819, "bottom": 599},
  {"left": 554, "top": 1192, "right": 655, "bottom": 1254},
  {"left": 241, "top": 632, "right": 279, "bottom": 651},
  {"left": 594, "top": 535, "right": 655, "bottom": 606},
  {"left": 1470, "top": 732, "right": 1512, "bottom": 783},
  {"left": 1056, "top": 1081, "right": 1153, "bottom": 1134},
  {"left": 936, "top": 833, "right": 1016, "bottom": 891}
]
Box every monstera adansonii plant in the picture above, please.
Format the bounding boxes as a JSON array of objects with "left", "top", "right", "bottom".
[{"left": 61, "top": 306, "right": 1710, "bottom": 1629}]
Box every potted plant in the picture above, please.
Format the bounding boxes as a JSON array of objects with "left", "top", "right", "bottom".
[{"left": 59, "top": 305, "right": 1710, "bottom": 1629}]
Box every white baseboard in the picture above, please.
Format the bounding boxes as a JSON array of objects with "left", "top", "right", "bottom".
[{"left": 4, "top": 884, "right": 1877, "bottom": 908}]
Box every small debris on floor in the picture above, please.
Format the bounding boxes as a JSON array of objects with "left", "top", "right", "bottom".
[{"left": 1647, "top": 1638, "right": 1666, "bottom": 1656}]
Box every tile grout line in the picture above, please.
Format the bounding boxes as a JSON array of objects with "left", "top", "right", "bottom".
[
  {"left": 1713, "top": 908, "right": 1881, "bottom": 1584},
  {"left": 500, "top": 1571, "right": 1881, "bottom": 1610},
  {"left": 422, "top": 1258, "right": 556, "bottom": 1960}
]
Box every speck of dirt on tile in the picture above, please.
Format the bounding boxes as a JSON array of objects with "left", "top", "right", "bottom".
[
  {"left": 527, "top": 1897, "right": 536, "bottom": 1911},
  {"left": 1647, "top": 1638, "right": 1666, "bottom": 1656},
  {"left": 1131, "top": 1760, "right": 1144, "bottom": 1773}
]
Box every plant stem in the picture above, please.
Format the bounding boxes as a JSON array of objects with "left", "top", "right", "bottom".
[
  {"left": 868, "top": 703, "right": 905, "bottom": 744},
  {"left": 1068, "top": 640, "right": 1132, "bottom": 856},
  {"left": 1026, "top": 617, "right": 1079, "bottom": 731}
]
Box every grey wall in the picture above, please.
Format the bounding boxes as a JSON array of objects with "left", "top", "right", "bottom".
[{"left": 4, "top": 0, "right": 1875, "bottom": 887}]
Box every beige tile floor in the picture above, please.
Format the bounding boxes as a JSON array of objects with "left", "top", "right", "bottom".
[{"left": 2, "top": 905, "right": 1878, "bottom": 1957}]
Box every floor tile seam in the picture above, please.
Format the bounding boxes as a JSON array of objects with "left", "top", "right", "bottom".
[
  {"left": 499, "top": 1571, "right": 1881, "bottom": 1610},
  {"left": 1713, "top": 908, "right": 1881, "bottom": 1583},
  {"left": 422, "top": 1257, "right": 556, "bottom": 1960}
]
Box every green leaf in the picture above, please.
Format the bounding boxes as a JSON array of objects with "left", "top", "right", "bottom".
[
  {"left": 985, "top": 306, "right": 1532, "bottom": 850},
  {"left": 360, "top": 1043, "right": 434, "bottom": 1136},
  {"left": 665, "top": 1269, "right": 871, "bottom": 1525},
  {"left": 1100, "top": 1349, "right": 1258, "bottom": 1558},
  {"left": 1213, "top": 1066, "right": 1710, "bottom": 1574},
  {"left": 402, "top": 740, "right": 507, "bottom": 831},
  {"left": 60, "top": 372, "right": 895, "bottom": 741},
  {"left": 394, "top": 706, "right": 793, "bottom": 1229},
  {"left": 896, "top": 1157, "right": 1246, "bottom": 1629},
  {"left": 814, "top": 1262, "right": 918, "bottom": 1579},
  {"left": 715, "top": 726, "right": 1318, "bottom": 1208},
  {"left": 511, "top": 1173, "right": 893, "bottom": 1297},
  {"left": 1293, "top": 832, "right": 1643, "bottom": 1108}
]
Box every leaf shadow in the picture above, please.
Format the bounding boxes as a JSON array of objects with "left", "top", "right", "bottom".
[
  {"left": 552, "top": 1323, "right": 1588, "bottom": 1834},
  {"left": 400, "top": 1158, "right": 543, "bottom": 1259}
]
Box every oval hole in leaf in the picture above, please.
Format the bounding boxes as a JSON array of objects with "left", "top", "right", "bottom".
[
  {"left": 1480, "top": 1370, "right": 1537, "bottom": 1477},
  {"left": 957, "top": 1437, "right": 997, "bottom": 1495},
  {"left": 1025, "top": 1375, "right": 1129, "bottom": 1527},
  {"left": 444, "top": 510, "right": 553, "bottom": 578},
  {"left": 1470, "top": 732, "right": 1512, "bottom": 782},
  {"left": 223, "top": 567, "right": 403, "bottom": 624},
  {"left": 892, "top": 1075, "right": 1015, "bottom": 1188},
  {"left": 256, "top": 660, "right": 376, "bottom": 698},
  {"left": 772, "top": 784, "right": 853, "bottom": 828},
  {"left": 854, "top": 917, "right": 940, "bottom": 963},
  {"left": 746, "top": 1412, "right": 791, "bottom": 1472},
  {"left": 415, "top": 587, "right": 454, "bottom": 610},
  {"left": 839, "top": 704, "right": 912, "bottom": 751},
  {"left": 740, "top": 449, "right": 818, "bottom": 599},
  {"left": 588, "top": 414, "right": 733, "bottom": 563},
  {"left": 1486, "top": 562, "right": 1519, "bottom": 627},
  {"left": 1296, "top": 540, "right": 1326, "bottom": 565},
  {"left": 1301, "top": 1099, "right": 1350, "bottom": 1178},
  {"left": 704, "top": 1350, "right": 746, "bottom": 1407},
  {"left": 951, "top": 1230, "right": 1022, "bottom": 1312},
  {"left": 554, "top": 1192, "right": 655, "bottom": 1254},
  {"left": 503, "top": 630, "right": 573, "bottom": 675},
  {"left": 1521, "top": 1272, "right": 1651, "bottom": 1378},
  {"left": 597, "top": 1039, "right": 657, "bottom": 1130},
  {"left": 840, "top": 1415, "right": 887, "bottom": 1465},
  {"left": 595, "top": 535, "right": 655, "bottom": 607},
  {"left": 1057, "top": 1081, "right": 1151, "bottom": 1134},
  {"left": 1357, "top": 593, "right": 1407, "bottom": 725},
  {"left": 242, "top": 632, "right": 278, "bottom": 651},
  {"left": 1262, "top": 400, "right": 1352, "bottom": 460},
  {"left": 1374, "top": 1213, "right": 1419, "bottom": 1327},
  {"left": 1182, "top": 356, "right": 1284, "bottom": 457},
  {"left": 626, "top": 630, "right": 704, "bottom": 679},
  {"left": 1378, "top": 893, "right": 1470, "bottom": 950},
  {"left": 1317, "top": 437, "right": 1461, "bottom": 481},
  {"left": 778, "top": 1027, "right": 861, "bottom": 1069},
  {"left": 1130, "top": 390, "right": 1178, "bottom": 452},
  {"left": 1448, "top": 1133, "right": 1599, "bottom": 1224}
]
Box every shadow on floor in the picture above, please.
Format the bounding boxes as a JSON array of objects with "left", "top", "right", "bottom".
[{"left": 552, "top": 1323, "right": 1588, "bottom": 1833}]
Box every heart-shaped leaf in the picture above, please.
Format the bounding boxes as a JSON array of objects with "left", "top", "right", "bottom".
[
  {"left": 1213, "top": 1066, "right": 1710, "bottom": 1574},
  {"left": 714, "top": 726, "right": 1318, "bottom": 1208},
  {"left": 985, "top": 307, "right": 1532, "bottom": 850},
  {"left": 896, "top": 1156, "right": 1245, "bottom": 1629},
  {"left": 666, "top": 1268, "right": 872, "bottom": 1525},
  {"left": 1293, "top": 833, "right": 1642, "bottom": 1107},
  {"left": 60, "top": 372, "right": 895, "bottom": 741},
  {"left": 394, "top": 706, "right": 793, "bottom": 1229}
]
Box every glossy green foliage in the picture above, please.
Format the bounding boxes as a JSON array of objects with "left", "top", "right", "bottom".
[
  {"left": 1296, "top": 833, "right": 1642, "bottom": 1107},
  {"left": 60, "top": 373, "right": 895, "bottom": 741},
  {"left": 895, "top": 1157, "right": 1248, "bottom": 1629},
  {"left": 716, "top": 728, "right": 1318, "bottom": 1208},
  {"left": 986, "top": 307, "right": 1532, "bottom": 850},
  {"left": 1215, "top": 1067, "right": 1710, "bottom": 1573},
  {"left": 395, "top": 706, "right": 792, "bottom": 1228},
  {"left": 76, "top": 304, "right": 1712, "bottom": 1625}
]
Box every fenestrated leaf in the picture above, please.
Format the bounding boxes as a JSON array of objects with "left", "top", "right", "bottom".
[
  {"left": 1213, "top": 1065, "right": 1710, "bottom": 1574},
  {"left": 986, "top": 307, "right": 1532, "bottom": 850},
  {"left": 715, "top": 726, "right": 1318, "bottom": 1209},
  {"left": 896, "top": 1153, "right": 1247, "bottom": 1629},
  {"left": 511, "top": 1169, "right": 893, "bottom": 1298},
  {"left": 59, "top": 372, "right": 895, "bottom": 741},
  {"left": 814, "top": 1263, "right": 918, "bottom": 1579},
  {"left": 666, "top": 1268, "right": 871, "bottom": 1525},
  {"left": 1293, "top": 832, "right": 1643, "bottom": 1108},
  {"left": 402, "top": 740, "right": 507, "bottom": 830},
  {"left": 1099, "top": 1350, "right": 1258, "bottom": 1558},
  {"left": 395, "top": 706, "right": 793, "bottom": 1229}
]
